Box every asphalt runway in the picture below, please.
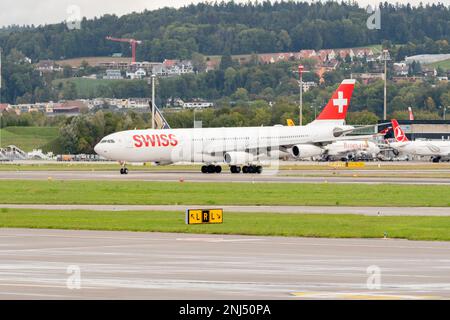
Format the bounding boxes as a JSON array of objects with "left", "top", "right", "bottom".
[
  {"left": 0, "top": 229, "right": 449, "bottom": 299},
  {"left": 1, "top": 204, "right": 450, "bottom": 216},
  {"left": 1, "top": 170, "right": 450, "bottom": 184}
]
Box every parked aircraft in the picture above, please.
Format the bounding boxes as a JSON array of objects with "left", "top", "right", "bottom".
[{"left": 390, "top": 119, "right": 450, "bottom": 162}]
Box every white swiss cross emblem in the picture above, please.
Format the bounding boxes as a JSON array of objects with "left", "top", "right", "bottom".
[{"left": 333, "top": 91, "right": 347, "bottom": 113}]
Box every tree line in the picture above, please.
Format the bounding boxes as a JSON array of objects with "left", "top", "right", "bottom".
[{"left": 0, "top": 1, "right": 448, "bottom": 62}]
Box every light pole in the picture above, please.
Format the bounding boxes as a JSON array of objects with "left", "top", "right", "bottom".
[
  {"left": 0, "top": 47, "right": 3, "bottom": 137},
  {"left": 310, "top": 105, "right": 317, "bottom": 118},
  {"left": 193, "top": 108, "right": 196, "bottom": 127},
  {"left": 151, "top": 74, "right": 156, "bottom": 129},
  {"left": 298, "top": 65, "right": 303, "bottom": 126},
  {"left": 439, "top": 106, "right": 448, "bottom": 120},
  {"left": 381, "top": 49, "right": 390, "bottom": 120}
]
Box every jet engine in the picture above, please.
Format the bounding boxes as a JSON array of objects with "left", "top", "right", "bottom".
[
  {"left": 224, "top": 152, "right": 254, "bottom": 165},
  {"left": 290, "top": 144, "right": 323, "bottom": 159}
]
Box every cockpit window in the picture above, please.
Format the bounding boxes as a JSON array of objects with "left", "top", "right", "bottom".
[{"left": 100, "top": 139, "right": 115, "bottom": 143}]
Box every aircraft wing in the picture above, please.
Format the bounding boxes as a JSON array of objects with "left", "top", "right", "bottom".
[
  {"left": 336, "top": 122, "right": 390, "bottom": 135},
  {"left": 312, "top": 134, "right": 379, "bottom": 144}
]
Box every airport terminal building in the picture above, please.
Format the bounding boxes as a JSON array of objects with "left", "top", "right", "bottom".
[{"left": 378, "top": 120, "right": 450, "bottom": 141}]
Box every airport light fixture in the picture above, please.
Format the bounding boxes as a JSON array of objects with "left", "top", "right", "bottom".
[
  {"left": 298, "top": 65, "right": 303, "bottom": 126},
  {"left": 0, "top": 47, "right": 2, "bottom": 142},
  {"left": 381, "top": 49, "right": 391, "bottom": 121},
  {"left": 310, "top": 105, "right": 317, "bottom": 118},
  {"left": 296, "top": 65, "right": 309, "bottom": 126},
  {"left": 439, "top": 105, "right": 448, "bottom": 120},
  {"left": 151, "top": 74, "right": 156, "bottom": 129}
]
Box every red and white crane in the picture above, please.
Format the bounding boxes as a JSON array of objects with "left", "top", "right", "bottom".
[{"left": 106, "top": 36, "right": 142, "bottom": 64}]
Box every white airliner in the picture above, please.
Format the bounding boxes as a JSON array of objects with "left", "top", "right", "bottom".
[
  {"left": 323, "top": 140, "right": 380, "bottom": 161},
  {"left": 95, "top": 79, "right": 374, "bottom": 174},
  {"left": 390, "top": 119, "right": 450, "bottom": 162}
]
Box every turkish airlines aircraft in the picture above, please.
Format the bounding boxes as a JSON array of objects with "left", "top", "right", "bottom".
[
  {"left": 95, "top": 79, "right": 371, "bottom": 174},
  {"left": 390, "top": 119, "right": 450, "bottom": 162}
]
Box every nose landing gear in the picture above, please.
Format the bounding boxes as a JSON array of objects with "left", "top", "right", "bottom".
[{"left": 119, "top": 162, "right": 128, "bottom": 175}]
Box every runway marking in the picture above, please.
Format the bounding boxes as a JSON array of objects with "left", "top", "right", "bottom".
[
  {"left": 0, "top": 291, "right": 71, "bottom": 298},
  {"left": 0, "top": 282, "right": 98, "bottom": 290},
  {"left": 291, "top": 291, "right": 441, "bottom": 300},
  {"left": 176, "top": 238, "right": 266, "bottom": 243}
]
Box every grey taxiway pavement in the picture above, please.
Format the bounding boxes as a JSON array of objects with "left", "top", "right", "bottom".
[
  {"left": 1, "top": 204, "right": 450, "bottom": 216},
  {"left": 0, "top": 229, "right": 449, "bottom": 299},
  {"left": 1, "top": 170, "right": 450, "bottom": 184}
]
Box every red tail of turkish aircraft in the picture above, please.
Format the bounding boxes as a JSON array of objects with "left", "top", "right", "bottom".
[
  {"left": 391, "top": 119, "right": 409, "bottom": 142},
  {"left": 311, "top": 79, "right": 356, "bottom": 125}
]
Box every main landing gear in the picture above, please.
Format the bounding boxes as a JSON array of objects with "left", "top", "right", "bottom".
[
  {"left": 230, "top": 165, "right": 262, "bottom": 174},
  {"left": 201, "top": 164, "right": 262, "bottom": 174},
  {"left": 201, "top": 165, "right": 222, "bottom": 174}
]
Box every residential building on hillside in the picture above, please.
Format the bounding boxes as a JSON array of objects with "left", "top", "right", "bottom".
[
  {"left": 35, "top": 60, "right": 61, "bottom": 73},
  {"left": 351, "top": 73, "right": 384, "bottom": 85},
  {"left": 317, "top": 49, "right": 336, "bottom": 62},
  {"left": 302, "top": 81, "right": 317, "bottom": 92},
  {"left": 163, "top": 59, "right": 194, "bottom": 76},
  {"left": 336, "top": 49, "right": 355, "bottom": 61},
  {"left": 354, "top": 48, "right": 375, "bottom": 59},
  {"left": 393, "top": 62, "right": 409, "bottom": 76},
  {"left": 103, "top": 69, "right": 123, "bottom": 80},
  {"left": 126, "top": 68, "right": 146, "bottom": 79},
  {"left": 0, "top": 104, "right": 11, "bottom": 112},
  {"left": 182, "top": 100, "right": 214, "bottom": 109}
]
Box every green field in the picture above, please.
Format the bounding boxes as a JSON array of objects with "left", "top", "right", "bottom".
[
  {"left": 1, "top": 180, "right": 449, "bottom": 207},
  {"left": 0, "top": 127, "right": 59, "bottom": 152},
  {"left": 429, "top": 58, "right": 450, "bottom": 71},
  {"left": 1, "top": 209, "right": 449, "bottom": 241}
]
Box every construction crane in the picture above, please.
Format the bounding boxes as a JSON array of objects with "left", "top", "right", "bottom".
[{"left": 105, "top": 36, "right": 142, "bottom": 64}]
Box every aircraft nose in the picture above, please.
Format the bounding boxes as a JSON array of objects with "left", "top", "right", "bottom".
[{"left": 94, "top": 143, "right": 101, "bottom": 155}]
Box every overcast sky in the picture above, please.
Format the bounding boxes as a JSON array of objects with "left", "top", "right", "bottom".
[{"left": 0, "top": 0, "right": 447, "bottom": 28}]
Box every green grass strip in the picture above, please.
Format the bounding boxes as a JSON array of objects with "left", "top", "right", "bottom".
[
  {"left": 0, "top": 180, "right": 449, "bottom": 207},
  {"left": 1, "top": 209, "right": 450, "bottom": 241}
]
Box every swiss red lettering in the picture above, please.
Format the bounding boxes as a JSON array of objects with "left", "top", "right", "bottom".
[
  {"left": 134, "top": 133, "right": 179, "bottom": 148},
  {"left": 160, "top": 134, "right": 169, "bottom": 147},
  {"left": 144, "top": 134, "right": 157, "bottom": 147},
  {"left": 169, "top": 134, "right": 178, "bottom": 146},
  {"left": 133, "top": 135, "right": 143, "bottom": 148}
]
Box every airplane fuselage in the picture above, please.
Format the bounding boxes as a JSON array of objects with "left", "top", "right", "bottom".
[
  {"left": 390, "top": 140, "right": 450, "bottom": 157},
  {"left": 325, "top": 140, "right": 380, "bottom": 157},
  {"left": 95, "top": 124, "right": 352, "bottom": 164}
]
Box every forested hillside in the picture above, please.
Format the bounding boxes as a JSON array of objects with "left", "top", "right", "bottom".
[{"left": 0, "top": 1, "right": 449, "bottom": 62}]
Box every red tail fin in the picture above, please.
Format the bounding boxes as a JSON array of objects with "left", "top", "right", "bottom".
[
  {"left": 315, "top": 79, "right": 356, "bottom": 121},
  {"left": 391, "top": 119, "right": 409, "bottom": 142}
]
